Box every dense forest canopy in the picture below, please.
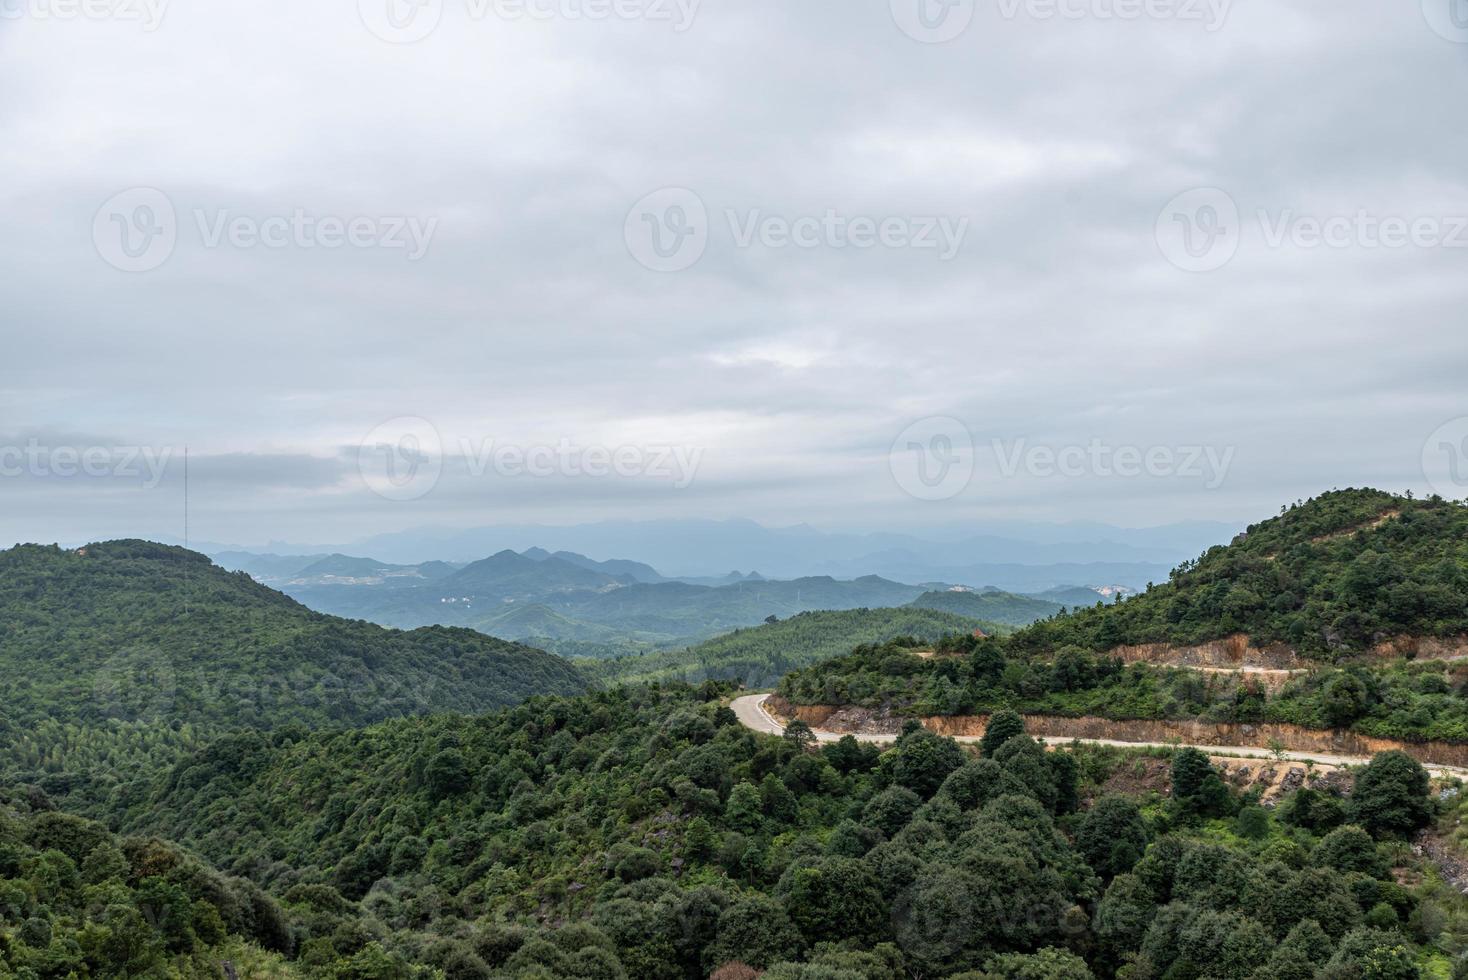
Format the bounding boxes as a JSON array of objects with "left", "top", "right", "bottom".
[
  {"left": 105, "top": 684, "right": 1462, "bottom": 979},
  {"left": 0, "top": 541, "right": 584, "bottom": 811},
  {"left": 780, "top": 636, "right": 1468, "bottom": 744},
  {"left": 583, "top": 607, "right": 1000, "bottom": 689},
  {"left": 1005, "top": 490, "right": 1468, "bottom": 659}
]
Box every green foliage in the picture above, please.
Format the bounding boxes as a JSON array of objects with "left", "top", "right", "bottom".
[
  {"left": 1350, "top": 751, "right": 1432, "bottom": 838},
  {"left": 907, "top": 590, "right": 1065, "bottom": 627},
  {"left": 980, "top": 709, "right": 1026, "bottom": 758},
  {"left": 0, "top": 541, "right": 585, "bottom": 812},
  {"left": 1006, "top": 490, "right": 1468, "bottom": 658},
  {"left": 71, "top": 682, "right": 1443, "bottom": 978},
  {"left": 1078, "top": 796, "right": 1148, "bottom": 878},
  {"left": 780, "top": 493, "right": 1468, "bottom": 748},
  {"left": 584, "top": 608, "right": 1002, "bottom": 689},
  {"left": 0, "top": 790, "right": 299, "bottom": 977}
]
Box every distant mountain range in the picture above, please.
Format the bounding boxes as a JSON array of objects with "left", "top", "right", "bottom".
[
  {"left": 212, "top": 545, "right": 1120, "bottom": 656},
  {"left": 199, "top": 516, "right": 1235, "bottom": 590}
]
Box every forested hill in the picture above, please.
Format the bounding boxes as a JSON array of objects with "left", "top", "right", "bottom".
[
  {"left": 1007, "top": 489, "right": 1468, "bottom": 659},
  {"left": 127, "top": 683, "right": 1458, "bottom": 978},
  {"left": 582, "top": 606, "right": 997, "bottom": 689},
  {"left": 0, "top": 541, "right": 584, "bottom": 805},
  {"left": 907, "top": 588, "right": 1064, "bottom": 626}
]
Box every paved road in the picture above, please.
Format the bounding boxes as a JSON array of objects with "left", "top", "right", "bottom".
[{"left": 730, "top": 694, "right": 1468, "bottom": 778}]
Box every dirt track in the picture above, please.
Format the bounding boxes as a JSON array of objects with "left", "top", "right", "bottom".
[{"left": 730, "top": 694, "right": 1468, "bottom": 779}]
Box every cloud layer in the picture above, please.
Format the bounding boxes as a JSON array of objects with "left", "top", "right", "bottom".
[{"left": 2, "top": 0, "right": 1466, "bottom": 547}]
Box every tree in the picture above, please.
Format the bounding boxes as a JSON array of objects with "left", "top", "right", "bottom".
[
  {"left": 705, "top": 895, "right": 803, "bottom": 971},
  {"left": 784, "top": 720, "right": 817, "bottom": 752},
  {"left": 1170, "top": 748, "right": 1231, "bottom": 817},
  {"left": 778, "top": 857, "right": 887, "bottom": 946},
  {"left": 887, "top": 729, "right": 966, "bottom": 799},
  {"left": 725, "top": 783, "right": 764, "bottom": 835},
  {"left": 1350, "top": 751, "right": 1430, "bottom": 838},
  {"left": 684, "top": 817, "right": 716, "bottom": 861},
  {"left": 981, "top": 710, "right": 1026, "bottom": 757},
  {"left": 1313, "top": 825, "right": 1385, "bottom": 876},
  {"left": 1077, "top": 797, "right": 1148, "bottom": 878},
  {"left": 863, "top": 786, "right": 923, "bottom": 838},
  {"left": 1235, "top": 804, "right": 1269, "bottom": 840}
]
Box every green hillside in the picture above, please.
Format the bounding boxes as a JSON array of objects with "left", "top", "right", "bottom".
[
  {"left": 582, "top": 607, "right": 998, "bottom": 689},
  {"left": 121, "top": 684, "right": 1460, "bottom": 979},
  {"left": 0, "top": 541, "right": 584, "bottom": 808},
  {"left": 0, "top": 788, "right": 306, "bottom": 977},
  {"left": 1009, "top": 489, "right": 1468, "bottom": 659},
  {"left": 780, "top": 492, "right": 1468, "bottom": 743},
  {"left": 907, "top": 588, "right": 1063, "bottom": 626}
]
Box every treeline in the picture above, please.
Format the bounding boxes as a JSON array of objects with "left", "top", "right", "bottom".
[
  {"left": 0, "top": 788, "right": 302, "bottom": 977},
  {"left": 0, "top": 541, "right": 585, "bottom": 812},
  {"left": 103, "top": 684, "right": 1461, "bottom": 978},
  {"left": 781, "top": 636, "right": 1468, "bottom": 744},
  {"left": 582, "top": 608, "right": 996, "bottom": 689},
  {"left": 1004, "top": 490, "right": 1468, "bottom": 659}
]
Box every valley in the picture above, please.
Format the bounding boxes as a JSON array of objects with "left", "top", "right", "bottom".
[{"left": 3, "top": 490, "right": 1468, "bottom": 979}]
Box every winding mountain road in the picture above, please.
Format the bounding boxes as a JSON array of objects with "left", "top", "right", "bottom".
[{"left": 730, "top": 694, "right": 1468, "bottom": 779}]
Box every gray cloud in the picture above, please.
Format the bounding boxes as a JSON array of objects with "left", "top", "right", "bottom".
[{"left": 1, "top": 0, "right": 1465, "bottom": 548}]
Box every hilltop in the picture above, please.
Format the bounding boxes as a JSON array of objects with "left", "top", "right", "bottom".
[
  {"left": 1009, "top": 489, "right": 1468, "bottom": 660},
  {"left": 583, "top": 606, "right": 999, "bottom": 688},
  {"left": 0, "top": 540, "right": 584, "bottom": 806}
]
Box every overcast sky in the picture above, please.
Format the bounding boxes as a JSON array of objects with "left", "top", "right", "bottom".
[{"left": 2, "top": 0, "right": 1466, "bottom": 549}]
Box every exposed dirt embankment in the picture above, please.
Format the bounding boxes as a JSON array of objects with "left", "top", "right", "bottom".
[
  {"left": 1101, "top": 633, "right": 1468, "bottom": 670},
  {"left": 1108, "top": 634, "right": 1308, "bottom": 670},
  {"left": 1369, "top": 635, "right": 1468, "bottom": 661},
  {"left": 767, "top": 696, "right": 1468, "bottom": 767}
]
